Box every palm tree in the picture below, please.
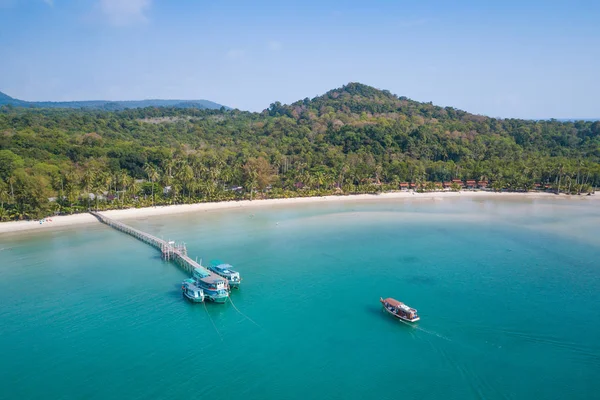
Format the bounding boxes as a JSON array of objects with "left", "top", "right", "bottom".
[
  {"left": 118, "top": 170, "right": 129, "bottom": 207},
  {"left": 9, "top": 203, "right": 28, "bottom": 221},
  {"left": 92, "top": 171, "right": 110, "bottom": 211},
  {"left": 81, "top": 169, "right": 96, "bottom": 210},
  {"left": 0, "top": 180, "right": 9, "bottom": 210},
  {"left": 64, "top": 170, "right": 81, "bottom": 212},
  {"left": 314, "top": 171, "right": 325, "bottom": 190},
  {"left": 0, "top": 206, "right": 8, "bottom": 222},
  {"left": 7, "top": 175, "right": 16, "bottom": 202},
  {"left": 162, "top": 158, "right": 175, "bottom": 186},
  {"left": 245, "top": 171, "right": 258, "bottom": 200},
  {"left": 130, "top": 178, "right": 141, "bottom": 202},
  {"left": 144, "top": 164, "right": 160, "bottom": 207},
  {"left": 175, "top": 163, "right": 194, "bottom": 202}
]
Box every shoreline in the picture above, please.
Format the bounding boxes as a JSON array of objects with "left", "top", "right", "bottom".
[{"left": 0, "top": 191, "right": 596, "bottom": 235}]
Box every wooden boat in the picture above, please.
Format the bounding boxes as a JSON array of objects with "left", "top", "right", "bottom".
[
  {"left": 196, "top": 274, "right": 229, "bottom": 303},
  {"left": 182, "top": 279, "right": 205, "bottom": 303},
  {"left": 209, "top": 260, "right": 241, "bottom": 289},
  {"left": 380, "top": 297, "right": 420, "bottom": 322}
]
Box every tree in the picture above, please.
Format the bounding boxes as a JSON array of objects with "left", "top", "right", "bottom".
[
  {"left": 118, "top": 170, "right": 129, "bottom": 207},
  {"left": 64, "top": 170, "right": 81, "bottom": 212},
  {"left": 243, "top": 157, "right": 275, "bottom": 199},
  {"left": 7, "top": 175, "right": 16, "bottom": 201},
  {"left": 0, "top": 180, "right": 8, "bottom": 210},
  {"left": 175, "top": 163, "right": 194, "bottom": 202},
  {"left": 144, "top": 164, "right": 160, "bottom": 207},
  {"left": 11, "top": 170, "right": 49, "bottom": 219},
  {"left": 81, "top": 169, "right": 96, "bottom": 210},
  {"left": 0, "top": 150, "right": 24, "bottom": 180}
]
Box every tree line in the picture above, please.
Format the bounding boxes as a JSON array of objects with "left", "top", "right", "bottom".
[{"left": 1, "top": 83, "right": 599, "bottom": 221}]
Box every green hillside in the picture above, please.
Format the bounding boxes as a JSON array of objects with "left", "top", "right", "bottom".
[{"left": 0, "top": 82, "right": 598, "bottom": 220}]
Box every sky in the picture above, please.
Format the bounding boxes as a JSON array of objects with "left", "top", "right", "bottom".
[{"left": 0, "top": 0, "right": 599, "bottom": 119}]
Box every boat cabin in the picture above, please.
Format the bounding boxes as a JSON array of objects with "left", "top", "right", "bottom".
[
  {"left": 212, "top": 263, "right": 240, "bottom": 281},
  {"left": 200, "top": 274, "right": 227, "bottom": 291},
  {"left": 182, "top": 281, "right": 204, "bottom": 302},
  {"left": 381, "top": 297, "right": 420, "bottom": 322}
]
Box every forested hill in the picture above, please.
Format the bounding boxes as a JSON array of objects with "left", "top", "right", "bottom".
[
  {"left": 0, "top": 90, "right": 227, "bottom": 111},
  {"left": 0, "top": 82, "right": 599, "bottom": 220},
  {"left": 266, "top": 82, "right": 600, "bottom": 160}
]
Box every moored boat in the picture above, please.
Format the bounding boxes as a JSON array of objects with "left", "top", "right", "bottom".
[
  {"left": 196, "top": 274, "right": 229, "bottom": 303},
  {"left": 380, "top": 297, "right": 420, "bottom": 322},
  {"left": 185, "top": 267, "right": 230, "bottom": 303},
  {"left": 182, "top": 279, "right": 205, "bottom": 303},
  {"left": 209, "top": 260, "right": 241, "bottom": 289}
]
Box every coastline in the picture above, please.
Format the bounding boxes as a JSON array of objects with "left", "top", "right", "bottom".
[{"left": 0, "top": 190, "right": 596, "bottom": 235}]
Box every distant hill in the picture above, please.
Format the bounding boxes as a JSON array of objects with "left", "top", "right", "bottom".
[{"left": 0, "top": 90, "right": 228, "bottom": 111}]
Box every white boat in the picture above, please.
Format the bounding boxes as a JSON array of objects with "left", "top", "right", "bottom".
[
  {"left": 209, "top": 260, "right": 241, "bottom": 289},
  {"left": 182, "top": 280, "right": 205, "bottom": 303},
  {"left": 380, "top": 297, "right": 420, "bottom": 322}
]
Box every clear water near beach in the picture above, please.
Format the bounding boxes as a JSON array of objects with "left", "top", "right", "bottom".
[{"left": 1, "top": 196, "right": 599, "bottom": 400}]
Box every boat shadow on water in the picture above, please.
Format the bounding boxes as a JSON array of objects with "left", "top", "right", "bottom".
[{"left": 167, "top": 288, "right": 185, "bottom": 301}]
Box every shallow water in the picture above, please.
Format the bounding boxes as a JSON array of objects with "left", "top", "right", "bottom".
[{"left": 1, "top": 197, "right": 599, "bottom": 399}]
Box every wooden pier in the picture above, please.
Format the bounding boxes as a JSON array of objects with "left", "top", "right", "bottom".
[{"left": 90, "top": 212, "right": 211, "bottom": 275}]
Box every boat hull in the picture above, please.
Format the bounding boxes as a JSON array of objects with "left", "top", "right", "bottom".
[
  {"left": 182, "top": 282, "right": 204, "bottom": 303},
  {"left": 380, "top": 298, "right": 420, "bottom": 323},
  {"left": 183, "top": 293, "right": 204, "bottom": 303},
  {"left": 382, "top": 305, "right": 420, "bottom": 322},
  {"left": 206, "top": 293, "right": 229, "bottom": 303},
  {"left": 209, "top": 269, "right": 241, "bottom": 289}
]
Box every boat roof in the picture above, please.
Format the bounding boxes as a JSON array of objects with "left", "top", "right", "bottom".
[
  {"left": 200, "top": 274, "right": 226, "bottom": 284},
  {"left": 183, "top": 281, "right": 202, "bottom": 291},
  {"left": 382, "top": 298, "right": 415, "bottom": 310},
  {"left": 213, "top": 263, "right": 236, "bottom": 272}
]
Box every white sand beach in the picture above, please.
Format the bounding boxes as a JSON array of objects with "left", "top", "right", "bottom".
[{"left": 0, "top": 191, "right": 596, "bottom": 235}]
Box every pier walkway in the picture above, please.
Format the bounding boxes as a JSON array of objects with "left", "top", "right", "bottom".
[{"left": 90, "top": 212, "right": 211, "bottom": 275}]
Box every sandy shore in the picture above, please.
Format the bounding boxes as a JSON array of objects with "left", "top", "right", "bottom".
[{"left": 0, "top": 191, "right": 595, "bottom": 235}]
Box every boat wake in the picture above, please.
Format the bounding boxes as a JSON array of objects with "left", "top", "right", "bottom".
[
  {"left": 413, "top": 325, "right": 452, "bottom": 342},
  {"left": 394, "top": 317, "right": 452, "bottom": 341}
]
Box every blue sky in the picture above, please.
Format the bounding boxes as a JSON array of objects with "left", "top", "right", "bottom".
[{"left": 0, "top": 0, "right": 599, "bottom": 118}]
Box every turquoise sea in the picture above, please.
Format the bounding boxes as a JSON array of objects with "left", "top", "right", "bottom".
[{"left": 1, "top": 196, "right": 599, "bottom": 400}]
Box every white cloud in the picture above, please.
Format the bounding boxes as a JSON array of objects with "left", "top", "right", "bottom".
[
  {"left": 226, "top": 49, "right": 245, "bottom": 60},
  {"left": 99, "top": 0, "right": 151, "bottom": 26},
  {"left": 43, "top": 0, "right": 53, "bottom": 6},
  {"left": 268, "top": 40, "right": 282, "bottom": 51}
]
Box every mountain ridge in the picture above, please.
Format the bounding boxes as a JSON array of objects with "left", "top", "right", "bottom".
[
  {"left": 0, "top": 90, "right": 228, "bottom": 111},
  {"left": 270, "top": 82, "right": 598, "bottom": 122}
]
